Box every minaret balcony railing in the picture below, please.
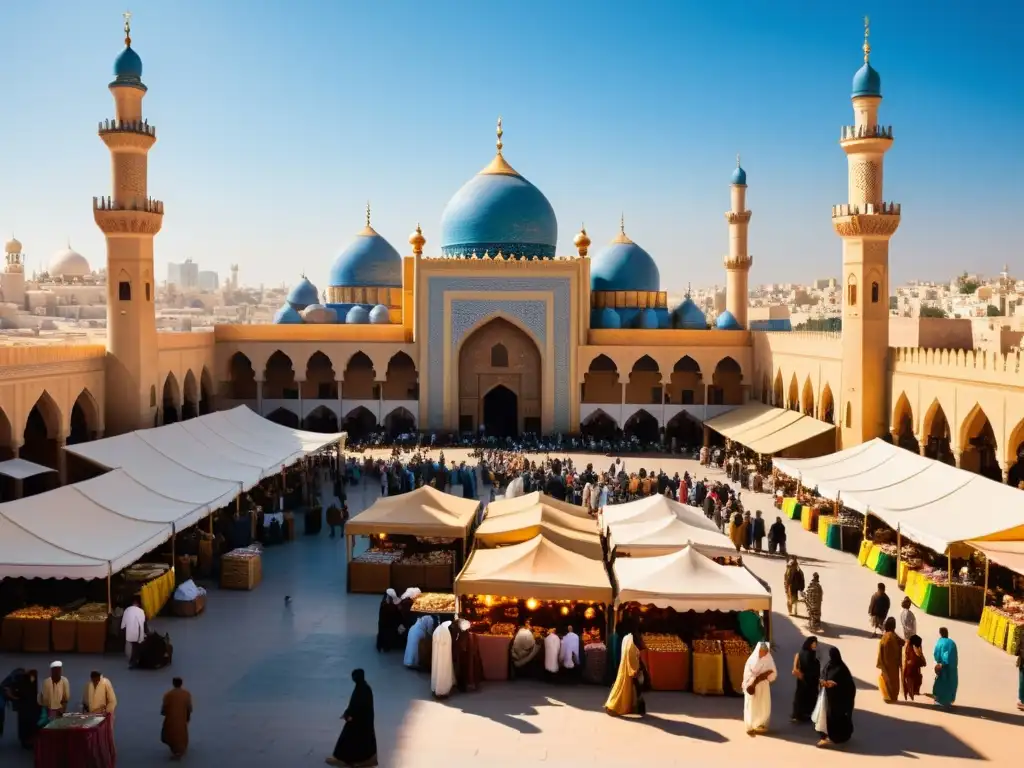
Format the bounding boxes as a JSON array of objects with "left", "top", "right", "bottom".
[
  {"left": 93, "top": 196, "right": 164, "bottom": 214},
  {"left": 98, "top": 118, "right": 156, "bottom": 137},
  {"left": 831, "top": 202, "right": 900, "bottom": 217},
  {"left": 840, "top": 124, "right": 892, "bottom": 140}
]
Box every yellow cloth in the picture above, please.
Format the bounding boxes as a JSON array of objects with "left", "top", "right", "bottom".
[
  {"left": 897, "top": 561, "right": 909, "bottom": 588},
  {"left": 818, "top": 516, "right": 834, "bottom": 544},
  {"left": 83, "top": 677, "right": 117, "bottom": 714},
  {"left": 858, "top": 539, "right": 873, "bottom": 566},
  {"left": 692, "top": 652, "right": 724, "bottom": 695},
  {"left": 605, "top": 635, "right": 640, "bottom": 716},
  {"left": 140, "top": 568, "right": 175, "bottom": 619},
  {"left": 876, "top": 631, "right": 903, "bottom": 702}
]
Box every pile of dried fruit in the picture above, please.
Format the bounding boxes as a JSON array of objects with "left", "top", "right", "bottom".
[
  {"left": 641, "top": 633, "right": 687, "bottom": 652},
  {"left": 489, "top": 622, "right": 516, "bottom": 636},
  {"left": 692, "top": 638, "right": 722, "bottom": 654},
  {"left": 722, "top": 638, "right": 751, "bottom": 656},
  {"left": 412, "top": 593, "right": 456, "bottom": 613},
  {"left": 352, "top": 549, "right": 403, "bottom": 564},
  {"left": 7, "top": 606, "right": 61, "bottom": 620}
]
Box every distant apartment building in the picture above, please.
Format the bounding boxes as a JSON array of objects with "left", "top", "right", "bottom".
[
  {"left": 198, "top": 270, "right": 219, "bottom": 291},
  {"left": 749, "top": 304, "right": 792, "bottom": 332},
  {"left": 167, "top": 259, "right": 199, "bottom": 289}
]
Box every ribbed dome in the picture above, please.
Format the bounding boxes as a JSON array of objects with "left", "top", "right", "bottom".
[
  {"left": 273, "top": 304, "right": 303, "bottom": 324},
  {"left": 852, "top": 62, "right": 881, "bottom": 97},
  {"left": 590, "top": 227, "right": 660, "bottom": 292},
  {"left": 368, "top": 304, "right": 391, "bottom": 324},
  {"left": 329, "top": 225, "right": 402, "bottom": 288},
  {"left": 715, "top": 310, "right": 742, "bottom": 330},
  {"left": 286, "top": 276, "right": 319, "bottom": 310},
  {"left": 673, "top": 298, "right": 708, "bottom": 330},
  {"left": 596, "top": 307, "right": 621, "bottom": 329},
  {"left": 49, "top": 247, "right": 90, "bottom": 279},
  {"left": 345, "top": 305, "right": 370, "bottom": 324}
]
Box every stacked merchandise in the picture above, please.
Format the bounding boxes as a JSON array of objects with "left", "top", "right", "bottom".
[
  {"left": 723, "top": 637, "right": 752, "bottom": 695},
  {"left": 402, "top": 550, "right": 455, "bottom": 591},
  {"left": 2, "top": 606, "right": 62, "bottom": 653},
  {"left": 691, "top": 638, "right": 724, "bottom": 695},
  {"left": 221, "top": 545, "right": 263, "bottom": 590},
  {"left": 639, "top": 633, "right": 690, "bottom": 691},
  {"left": 979, "top": 594, "right": 1024, "bottom": 655},
  {"left": 348, "top": 548, "right": 402, "bottom": 594},
  {"left": 52, "top": 603, "right": 108, "bottom": 653},
  {"left": 411, "top": 593, "right": 456, "bottom": 615},
  {"left": 582, "top": 629, "right": 607, "bottom": 685}
]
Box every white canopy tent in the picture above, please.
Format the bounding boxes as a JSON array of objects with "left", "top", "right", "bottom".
[
  {"left": 608, "top": 515, "right": 737, "bottom": 559},
  {"left": 0, "top": 458, "right": 56, "bottom": 480},
  {"left": 599, "top": 494, "right": 721, "bottom": 533},
  {"left": 614, "top": 545, "right": 771, "bottom": 612},
  {"left": 0, "top": 515, "right": 110, "bottom": 580},
  {"left": 775, "top": 438, "right": 1024, "bottom": 554}
]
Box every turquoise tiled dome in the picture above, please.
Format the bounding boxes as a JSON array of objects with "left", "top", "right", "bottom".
[
  {"left": 111, "top": 44, "right": 145, "bottom": 89},
  {"left": 273, "top": 304, "right": 303, "bottom": 324},
  {"left": 345, "top": 305, "right": 370, "bottom": 324},
  {"left": 852, "top": 62, "right": 881, "bottom": 97},
  {"left": 715, "top": 309, "right": 742, "bottom": 330},
  {"left": 596, "top": 307, "right": 621, "bottom": 329},
  {"left": 731, "top": 164, "right": 747, "bottom": 185},
  {"left": 636, "top": 308, "right": 659, "bottom": 329},
  {"left": 369, "top": 304, "right": 391, "bottom": 324},
  {"left": 286, "top": 276, "right": 319, "bottom": 310},
  {"left": 590, "top": 228, "right": 660, "bottom": 292},
  {"left": 673, "top": 298, "right": 708, "bottom": 330},
  {"left": 329, "top": 223, "right": 402, "bottom": 288}
]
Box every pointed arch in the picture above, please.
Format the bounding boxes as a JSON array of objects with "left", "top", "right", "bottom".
[
  {"left": 0, "top": 406, "right": 13, "bottom": 460},
  {"left": 264, "top": 350, "right": 297, "bottom": 399},
  {"left": 844, "top": 402, "right": 852, "bottom": 429},
  {"left": 182, "top": 370, "right": 199, "bottom": 420},
  {"left": 342, "top": 405, "right": 378, "bottom": 439},
  {"left": 266, "top": 407, "right": 300, "bottom": 429},
  {"left": 760, "top": 372, "right": 770, "bottom": 404},
  {"left": 384, "top": 351, "right": 417, "bottom": 400},
  {"left": 959, "top": 403, "right": 1000, "bottom": 480},
  {"left": 1007, "top": 417, "right": 1024, "bottom": 487},
  {"left": 68, "top": 388, "right": 101, "bottom": 445},
  {"left": 490, "top": 343, "right": 509, "bottom": 368},
  {"left": 772, "top": 371, "right": 784, "bottom": 408},
  {"left": 342, "top": 351, "right": 377, "bottom": 400},
  {"left": 227, "top": 352, "right": 257, "bottom": 400},
  {"left": 21, "top": 391, "right": 62, "bottom": 468},
  {"left": 302, "top": 405, "right": 339, "bottom": 434},
  {"left": 921, "top": 399, "right": 954, "bottom": 465},
  {"left": 787, "top": 374, "right": 799, "bottom": 412},
  {"left": 383, "top": 406, "right": 416, "bottom": 437},
  {"left": 668, "top": 355, "right": 703, "bottom": 406},
  {"left": 892, "top": 392, "right": 915, "bottom": 437},
  {"left": 626, "top": 355, "right": 662, "bottom": 405},
  {"left": 664, "top": 410, "right": 701, "bottom": 448},
  {"left": 710, "top": 356, "right": 743, "bottom": 406},
  {"left": 303, "top": 351, "right": 338, "bottom": 400},
  {"left": 163, "top": 372, "right": 182, "bottom": 425},
  {"left": 819, "top": 384, "right": 835, "bottom": 424},
  {"left": 583, "top": 354, "right": 621, "bottom": 404},
  {"left": 580, "top": 408, "right": 618, "bottom": 440},
  {"left": 623, "top": 408, "right": 659, "bottom": 443},
  {"left": 801, "top": 377, "right": 815, "bottom": 417},
  {"left": 891, "top": 392, "right": 918, "bottom": 453},
  {"left": 200, "top": 366, "right": 214, "bottom": 414}
]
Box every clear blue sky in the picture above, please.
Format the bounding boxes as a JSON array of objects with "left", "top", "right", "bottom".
[{"left": 0, "top": 0, "right": 1019, "bottom": 294}]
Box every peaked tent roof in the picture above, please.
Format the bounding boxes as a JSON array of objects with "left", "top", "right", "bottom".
[
  {"left": 608, "top": 514, "right": 736, "bottom": 558},
  {"left": 477, "top": 502, "right": 601, "bottom": 559},
  {"left": 704, "top": 403, "right": 835, "bottom": 455},
  {"left": 600, "top": 494, "right": 721, "bottom": 533},
  {"left": 614, "top": 544, "right": 771, "bottom": 612},
  {"left": 0, "top": 458, "right": 56, "bottom": 480},
  {"left": 0, "top": 514, "right": 109, "bottom": 580},
  {"left": 775, "top": 438, "right": 1024, "bottom": 553},
  {"left": 486, "top": 491, "right": 591, "bottom": 520},
  {"left": 455, "top": 534, "right": 613, "bottom": 602},
  {"left": 345, "top": 485, "right": 480, "bottom": 537}
]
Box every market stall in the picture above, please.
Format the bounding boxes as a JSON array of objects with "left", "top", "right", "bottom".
[
  {"left": 345, "top": 486, "right": 480, "bottom": 593},
  {"left": 455, "top": 534, "right": 614, "bottom": 682},
  {"left": 485, "top": 491, "right": 592, "bottom": 520},
  {"left": 477, "top": 500, "right": 602, "bottom": 559},
  {"left": 607, "top": 514, "right": 737, "bottom": 559},
  {"left": 704, "top": 402, "right": 836, "bottom": 458},
  {"left": 613, "top": 545, "right": 772, "bottom": 694},
  {"left": 35, "top": 713, "right": 116, "bottom": 768},
  {"left": 968, "top": 540, "right": 1024, "bottom": 655},
  {"left": 599, "top": 494, "right": 721, "bottom": 533}
]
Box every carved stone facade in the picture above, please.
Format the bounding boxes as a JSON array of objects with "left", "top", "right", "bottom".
[
  {"left": 93, "top": 211, "right": 163, "bottom": 235},
  {"left": 832, "top": 214, "right": 900, "bottom": 237},
  {"left": 852, "top": 160, "right": 880, "bottom": 205}
]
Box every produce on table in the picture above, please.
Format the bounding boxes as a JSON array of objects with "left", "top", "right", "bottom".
[
  {"left": 692, "top": 638, "right": 723, "bottom": 654},
  {"left": 7, "top": 606, "right": 61, "bottom": 620},
  {"left": 641, "top": 633, "right": 688, "bottom": 652},
  {"left": 489, "top": 622, "right": 516, "bottom": 636},
  {"left": 402, "top": 551, "right": 453, "bottom": 565},
  {"left": 352, "top": 549, "right": 403, "bottom": 564},
  {"left": 411, "top": 593, "right": 456, "bottom": 614},
  {"left": 722, "top": 638, "right": 751, "bottom": 656}
]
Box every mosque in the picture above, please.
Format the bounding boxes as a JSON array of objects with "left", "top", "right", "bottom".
[{"left": 1, "top": 15, "right": 1023, "bottom": 492}]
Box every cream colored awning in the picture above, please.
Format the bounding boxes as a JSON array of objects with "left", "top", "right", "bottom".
[
  {"left": 705, "top": 403, "right": 834, "bottom": 455},
  {"left": 967, "top": 541, "right": 1024, "bottom": 577},
  {"left": 485, "top": 491, "right": 591, "bottom": 520},
  {"left": 345, "top": 485, "right": 480, "bottom": 538}
]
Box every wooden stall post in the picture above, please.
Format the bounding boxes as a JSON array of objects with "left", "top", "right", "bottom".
[
  {"left": 896, "top": 526, "right": 902, "bottom": 583},
  {"left": 862, "top": 511, "right": 869, "bottom": 538},
  {"left": 106, "top": 563, "right": 113, "bottom": 615},
  {"left": 948, "top": 549, "right": 954, "bottom": 618}
]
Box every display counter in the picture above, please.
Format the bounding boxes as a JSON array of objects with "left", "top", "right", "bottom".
[
  {"left": 950, "top": 584, "right": 985, "bottom": 621},
  {"left": 475, "top": 633, "right": 511, "bottom": 681},
  {"left": 865, "top": 545, "right": 896, "bottom": 577},
  {"left": 221, "top": 547, "right": 263, "bottom": 590},
  {"left": 691, "top": 640, "right": 724, "bottom": 695},
  {"left": 390, "top": 562, "right": 425, "bottom": 594},
  {"left": 800, "top": 506, "right": 819, "bottom": 532},
  {"left": 35, "top": 713, "right": 116, "bottom": 768},
  {"left": 977, "top": 605, "right": 1021, "bottom": 653},
  {"left": 140, "top": 567, "right": 176, "bottom": 618},
  {"left": 904, "top": 569, "right": 949, "bottom": 616},
  {"left": 347, "top": 559, "right": 394, "bottom": 594},
  {"left": 639, "top": 634, "right": 689, "bottom": 691},
  {"left": 781, "top": 498, "right": 803, "bottom": 521},
  {"left": 817, "top": 515, "right": 834, "bottom": 545},
  {"left": 723, "top": 638, "right": 752, "bottom": 696}
]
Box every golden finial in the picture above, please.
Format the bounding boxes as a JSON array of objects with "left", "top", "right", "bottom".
[
  {"left": 612, "top": 213, "right": 633, "bottom": 245},
  {"left": 480, "top": 116, "right": 520, "bottom": 177},
  {"left": 863, "top": 15, "right": 871, "bottom": 63},
  {"left": 358, "top": 201, "right": 377, "bottom": 236},
  {"left": 409, "top": 223, "right": 425, "bottom": 256},
  {"left": 573, "top": 223, "right": 591, "bottom": 257},
  {"left": 736, "top": 153, "right": 742, "bottom": 168},
  {"left": 496, "top": 116, "right": 503, "bottom": 155},
  {"left": 123, "top": 10, "right": 132, "bottom": 46}
]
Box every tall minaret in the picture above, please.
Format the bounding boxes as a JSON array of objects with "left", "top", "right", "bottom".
[
  {"left": 834, "top": 17, "right": 900, "bottom": 446},
  {"left": 93, "top": 13, "right": 164, "bottom": 434},
  {"left": 723, "top": 155, "right": 752, "bottom": 328}
]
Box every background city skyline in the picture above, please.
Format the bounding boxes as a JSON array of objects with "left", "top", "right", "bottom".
[{"left": 0, "top": 0, "right": 1019, "bottom": 294}]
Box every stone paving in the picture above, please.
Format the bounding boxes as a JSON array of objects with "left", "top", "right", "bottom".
[{"left": 1, "top": 450, "right": 1021, "bottom": 766}]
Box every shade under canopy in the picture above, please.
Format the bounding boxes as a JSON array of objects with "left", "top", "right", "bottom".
[
  {"left": 0, "top": 458, "right": 56, "bottom": 480},
  {"left": 345, "top": 485, "right": 480, "bottom": 538},
  {"left": 456, "top": 534, "right": 613, "bottom": 603},
  {"left": 485, "top": 491, "right": 591, "bottom": 520},
  {"left": 608, "top": 514, "right": 737, "bottom": 558},
  {"left": 968, "top": 540, "right": 1024, "bottom": 577},
  {"left": 600, "top": 494, "right": 721, "bottom": 533},
  {"left": 614, "top": 544, "right": 771, "bottom": 612},
  {"left": 704, "top": 403, "right": 835, "bottom": 455},
  {"left": 775, "top": 438, "right": 1024, "bottom": 554}
]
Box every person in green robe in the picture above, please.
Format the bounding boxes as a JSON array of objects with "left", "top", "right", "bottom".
[{"left": 932, "top": 627, "right": 958, "bottom": 707}]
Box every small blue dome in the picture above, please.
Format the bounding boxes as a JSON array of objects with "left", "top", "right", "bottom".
[
  {"left": 715, "top": 310, "right": 742, "bottom": 330},
  {"left": 852, "top": 62, "right": 881, "bottom": 97},
  {"left": 731, "top": 165, "right": 747, "bottom": 185},
  {"left": 329, "top": 226, "right": 402, "bottom": 288},
  {"left": 440, "top": 164, "right": 557, "bottom": 259},
  {"left": 597, "top": 307, "right": 621, "bottom": 329},
  {"left": 111, "top": 45, "right": 145, "bottom": 89},
  {"left": 636, "top": 308, "right": 659, "bottom": 329},
  {"left": 273, "top": 304, "right": 303, "bottom": 324},
  {"left": 345, "top": 305, "right": 370, "bottom": 324},
  {"left": 590, "top": 234, "right": 660, "bottom": 292},
  {"left": 368, "top": 304, "right": 391, "bottom": 324},
  {"left": 286, "top": 276, "right": 319, "bottom": 310},
  {"left": 673, "top": 298, "right": 708, "bottom": 330}
]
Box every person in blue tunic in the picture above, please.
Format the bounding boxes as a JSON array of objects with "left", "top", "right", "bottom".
[{"left": 932, "top": 627, "right": 958, "bottom": 707}]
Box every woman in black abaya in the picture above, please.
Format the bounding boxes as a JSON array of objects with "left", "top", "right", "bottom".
[
  {"left": 376, "top": 590, "right": 401, "bottom": 652},
  {"left": 790, "top": 636, "right": 820, "bottom": 722},
  {"left": 817, "top": 647, "right": 855, "bottom": 748},
  {"left": 327, "top": 669, "right": 377, "bottom": 767}
]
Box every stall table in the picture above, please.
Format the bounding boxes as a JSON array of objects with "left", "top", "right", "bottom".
[
  {"left": 950, "top": 584, "right": 985, "bottom": 621},
  {"left": 22, "top": 618, "right": 52, "bottom": 653},
  {"left": 817, "top": 515, "right": 834, "bottom": 545},
  {"left": 800, "top": 506, "right": 819, "bottom": 532},
  {"left": 139, "top": 567, "right": 176, "bottom": 618},
  {"left": 865, "top": 545, "right": 896, "bottom": 577},
  {"left": 35, "top": 713, "right": 116, "bottom": 768},
  {"left": 904, "top": 570, "right": 949, "bottom": 617},
  {"left": 639, "top": 648, "right": 690, "bottom": 691},
  {"left": 475, "top": 633, "right": 511, "bottom": 681},
  {"left": 1, "top": 617, "right": 24, "bottom": 652},
  {"left": 781, "top": 498, "right": 803, "bottom": 521}
]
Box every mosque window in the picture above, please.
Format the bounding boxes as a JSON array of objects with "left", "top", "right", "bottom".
[
  {"left": 146, "top": 282, "right": 152, "bottom": 301},
  {"left": 847, "top": 282, "right": 857, "bottom": 307},
  {"left": 871, "top": 282, "right": 880, "bottom": 303},
  {"left": 149, "top": 386, "right": 157, "bottom": 407},
  {"left": 845, "top": 402, "right": 853, "bottom": 428},
  {"left": 118, "top": 281, "right": 131, "bottom": 301},
  {"left": 490, "top": 344, "right": 509, "bottom": 368}
]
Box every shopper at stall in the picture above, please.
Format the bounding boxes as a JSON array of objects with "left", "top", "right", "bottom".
[
  {"left": 0, "top": 667, "right": 22, "bottom": 739},
  {"left": 121, "top": 595, "right": 147, "bottom": 668},
  {"left": 160, "top": 677, "right": 192, "bottom": 759},
  {"left": 430, "top": 621, "right": 455, "bottom": 698},
  {"left": 511, "top": 620, "right": 540, "bottom": 678},
  {"left": 805, "top": 573, "right": 824, "bottom": 632},
  {"left": 403, "top": 616, "right": 434, "bottom": 669},
  {"left": 816, "top": 647, "right": 855, "bottom": 748},
  {"left": 899, "top": 597, "right": 917, "bottom": 641},
  {"left": 743, "top": 641, "right": 777, "bottom": 734},
  {"left": 39, "top": 661, "right": 69, "bottom": 720},
  {"left": 14, "top": 669, "right": 40, "bottom": 748},
  {"left": 784, "top": 558, "right": 806, "bottom": 616},
  {"left": 453, "top": 618, "right": 482, "bottom": 693},
  {"left": 876, "top": 617, "right": 904, "bottom": 703},
  {"left": 560, "top": 625, "right": 581, "bottom": 684},
  {"left": 791, "top": 637, "right": 820, "bottom": 722},
  {"left": 605, "top": 633, "right": 644, "bottom": 717},
  {"left": 729, "top": 510, "right": 745, "bottom": 553},
  {"left": 932, "top": 627, "right": 959, "bottom": 707},
  {"left": 868, "top": 583, "right": 890, "bottom": 636},
  {"left": 902, "top": 635, "right": 926, "bottom": 701},
  {"left": 81, "top": 670, "right": 117, "bottom": 729},
  {"left": 376, "top": 590, "right": 402, "bottom": 653},
  {"left": 327, "top": 669, "right": 377, "bottom": 767},
  {"left": 751, "top": 511, "right": 766, "bottom": 553},
  {"left": 543, "top": 628, "right": 561, "bottom": 682},
  {"left": 768, "top": 516, "right": 787, "bottom": 556}
]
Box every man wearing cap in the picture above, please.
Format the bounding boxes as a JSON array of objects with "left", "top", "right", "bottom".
[
  {"left": 82, "top": 670, "right": 117, "bottom": 729},
  {"left": 39, "top": 661, "right": 70, "bottom": 720}
]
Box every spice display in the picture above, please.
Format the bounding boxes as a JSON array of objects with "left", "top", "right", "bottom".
[
  {"left": 56, "top": 603, "right": 108, "bottom": 622},
  {"left": 836, "top": 510, "right": 863, "bottom": 528},
  {"left": 7, "top": 606, "right": 61, "bottom": 620},
  {"left": 722, "top": 638, "right": 751, "bottom": 656},
  {"left": 489, "top": 622, "right": 516, "bottom": 636},
  {"left": 411, "top": 593, "right": 456, "bottom": 614},
  {"left": 351, "top": 549, "right": 403, "bottom": 564},
  {"left": 401, "top": 551, "right": 453, "bottom": 565},
  {"left": 692, "top": 638, "right": 722, "bottom": 654},
  {"left": 641, "top": 633, "right": 687, "bottom": 652},
  {"left": 223, "top": 547, "right": 262, "bottom": 561},
  {"left": 418, "top": 537, "right": 457, "bottom": 546},
  {"left": 582, "top": 629, "right": 603, "bottom": 646}
]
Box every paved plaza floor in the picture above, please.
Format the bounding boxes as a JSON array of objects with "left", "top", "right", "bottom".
[{"left": 1, "top": 451, "right": 1021, "bottom": 766}]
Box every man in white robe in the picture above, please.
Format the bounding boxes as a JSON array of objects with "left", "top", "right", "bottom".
[
  {"left": 404, "top": 616, "right": 434, "bottom": 668},
  {"left": 742, "top": 641, "right": 777, "bottom": 734},
  {"left": 431, "top": 621, "right": 455, "bottom": 698}
]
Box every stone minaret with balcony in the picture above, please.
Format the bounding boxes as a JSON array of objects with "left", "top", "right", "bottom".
[
  {"left": 834, "top": 18, "right": 901, "bottom": 447},
  {"left": 724, "top": 156, "right": 752, "bottom": 329},
  {"left": 93, "top": 14, "right": 164, "bottom": 433}
]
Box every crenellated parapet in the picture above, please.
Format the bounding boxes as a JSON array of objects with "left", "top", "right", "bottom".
[
  {"left": 93, "top": 196, "right": 163, "bottom": 214},
  {"left": 724, "top": 211, "right": 751, "bottom": 225},
  {"left": 831, "top": 203, "right": 901, "bottom": 237},
  {"left": 723, "top": 253, "right": 752, "bottom": 269},
  {"left": 891, "top": 346, "right": 1024, "bottom": 383},
  {"left": 421, "top": 252, "right": 584, "bottom": 267},
  {"left": 841, "top": 124, "right": 892, "bottom": 141},
  {"left": 98, "top": 118, "right": 156, "bottom": 137}
]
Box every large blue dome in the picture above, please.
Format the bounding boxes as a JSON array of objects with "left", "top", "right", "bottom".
[
  {"left": 715, "top": 309, "right": 742, "bottom": 330},
  {"left": 286, "top": 276, "right": 319, "bottom": 310},
  {"left": 673, "top": 298, "right": 708, "bottom": 330},
  {"left": 329, "top": 224, "right": 402, "bottom": 288},
  {"left": 440, "top": 139, "right": 557, "bottom": 259},
  {"left": 590, "top": 230, "right": 660, "bottom": 292},
  {"left": 852, "top": 62, "right": 881, "bottom": 97},
  {"left": 273, "top": 304, "right": 303, "bottom": 324}
]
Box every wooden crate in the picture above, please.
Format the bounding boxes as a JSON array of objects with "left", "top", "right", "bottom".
[
  {"left": 22, "top": 619, "right": 52, "bottom": 653},
  {"left": 422, "top": 563, "right": 454, "bottom": 591},
  {"left": 347, "top": 561, "right": 391, "bottom": 594},
  {"left": 171, "top": 594, "right": 206, "bottom": 617},
  {"left": 0, "top": 617, "right": 24, "bottom": 652},
  {"left": 390, "top": 563, "right": 425, "bottom": 594},
  {"left": 220, "top": 554, "right": 262, "bottom": 590},
  {"left": 51, "top": 619, "right": 77, "bottom": 653},
  {"left": 75, "top": 619, "right": 108, "bottom": 654}
]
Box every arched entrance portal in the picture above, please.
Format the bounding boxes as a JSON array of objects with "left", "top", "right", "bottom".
[
  {"left": 483, "top": 386, "right": 518, "bottom": 437},
  {"left": 458, "top": 317, "right": 542, "bottom": 436}
]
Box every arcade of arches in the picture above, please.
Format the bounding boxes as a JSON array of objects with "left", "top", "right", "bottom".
[
  {"left": 582, "top": 354, "right": 744, "bottom": 408},
  {"left": 457, "top": 318, "right": 542, "bottom": 437}
]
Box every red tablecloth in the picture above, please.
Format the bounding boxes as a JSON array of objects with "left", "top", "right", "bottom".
[{"left": 35, "top": 713, "right": 116, "bottom": 768}]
